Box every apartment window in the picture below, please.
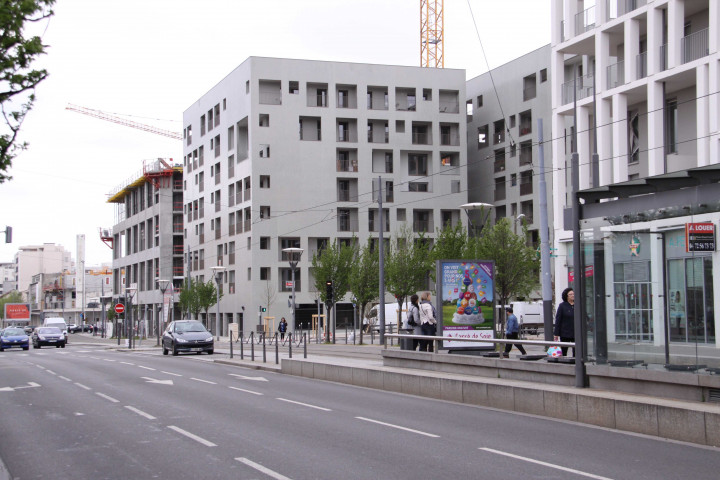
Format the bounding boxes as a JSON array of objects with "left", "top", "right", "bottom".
[
  {"left": 523, "top": 73, "right": 537, "bottom": 101},
  {"left": 478, "top": 125, "right": 489, "bottom": 148},
  {"left": 385, "top": 152, "right": 393, "bottom": 173},
  {"left": 214, "top": 104, "right": 220, "bottom": 127},
  {"left": 317, "top": 88, "right": 328, "bottom": 107},
  {"left": 396, "top": 120, "right": 405, "bottom": 133},
  {"left": 408, "top": 154, "right": 427, "bottom": 176},
  {"left": 338, "top": 209, "right": 350, "bottom": 231},
  {"left": 260, "top": 237, "right": 270, "bottom": 250},
  {"left": 666, "top": 99, "right": 678, "bottom": 154},
  {"left": 519, "top": 110, "right": 532, "bottom": 136},
  {"left": 422, "top": 88, "right": 432, "bottom": 101},
  {"left": 223, "top": 98, "right": 227, "bottom": 110},
  {"left": 259, "top": 114, "right": 269, "bottom": 127},
  {"left": 260, "top": 175, "right": 270, "bottom": 188},
  {"left": 519, "top": 141, "right": 532, "bottom": 166},
  {"left": 397, "top": 208, "right": 406, "bottom": 222},
  {"left": 409, "top": 182, "right": 428, "bottom": 192},
  {"left": 477, "top": 95, "right": 483, "bottom": 107},
  {"left": 200, "top": 114, "right": 206, "bottom": 136},
  {"left": 207, "top": 108, "right": 214, "bottom": 131},
  {"left": 259, "top": 144, "right": 270, "bottom": 158},
  {"left": 289, "top": 81, "right": 299, "bottom": 94},
  {"left": 511, "top": 173, "right": 517, "bottom": 187},
  {"left": 260, "top": 206, "right": 270, "bottom": 219},
  {"left": 540, "top": 68, "right": 547, "bottom": 82},
  {"left": 510, "top": 143, "right": 517, "bottom": 158},
  {"left": 509, "top": 115, "right": 516, "bottom": 128},
  {"left": 227, "top": 126, "right": 234, "bottom": 150},
  {"left": 246, "top": 80, "right": 249, "bottom": 93},
  {"left": 493, "top": 120, "right": 505, "bottom": 144},
  {"left": 260, "top": 267, "right": 270, "bottom": 281},
  {"left": 214, "top": 134, "right": 220, "bottom": 157}
]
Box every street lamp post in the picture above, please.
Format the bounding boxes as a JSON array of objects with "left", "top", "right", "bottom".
[
  {"left": 282, "top": 247, "right": 304, "bottom": 334},
  {"left": 156, "top": 279, "right": 171, "bottom": 347},
  {"left": 125, "top": 286, "right": 136, "bottom": 350},
  {"left": 459, "top": 202, "right": 494, "bottom": 237},
  {"left": 210, "top": 266, "right": 226, "bottom": 341}
]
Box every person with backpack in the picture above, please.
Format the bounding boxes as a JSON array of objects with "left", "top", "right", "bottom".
[
  {"left": 406, "top": 294, "right": 422, "bottom": 351},
  {"left": 418, "top": 291, "right": 437, "bottom": 352}
]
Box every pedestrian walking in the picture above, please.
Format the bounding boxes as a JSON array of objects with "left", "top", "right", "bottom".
[
  {"left": 407, "top": 294, "right": 422, "bottom": 351},
  {"left": 504, "top": 307, "right": 527, "bottom": 356},
  {"left": 418, "top": 291, "right": 437, "bottom": 352},
  {"left": 554, "top": 287, "right": 575, "bottom": 357},
  {"left": 278, "top": 317, "right": 288, "bottom": 341}
]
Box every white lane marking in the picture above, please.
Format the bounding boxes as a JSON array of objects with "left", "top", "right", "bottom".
[
  {"left": 102, "top": 358, "right": 116, "bottom": 362},
  {"left": 125, "top": 405, "right": 156, "bottom": 420},
  {"left": 228, "top": 373, "right": 268, "bottom": 382},
  {"left": 190, "top": 377, "right": 216, "bottom": 385},
  {"left": 120, "top": 361, "right": 135, "bottom": 366},
  {"left": 276, "top": 398, "right": 331, "bottom": 412},
  {"left": 167, "top": 426, "right": 216, "bottom": 447},
  {"left": 138, "top": 365, "right": 155, "bottom": 371},
  {"left": 229, "top": 386, "right": 263, "bottom": 396},
  {"left": 35, "top": 365, "right": 45, "bottom": 369},
  {"left": 0, "top": 382, "right": 41, "bottom": 392},
  {"left": 46, "top": 370, "right": 56, "bottom": 375},
  {"left": 355, "top": 417, "right": 440, "bottom": 438},
  {"left": 58, "top": 376, "right": 71, "bottom": 382},
  {"left": 141, "top": 377, "right": 174, "bottom": 385},
  {"left": 74, "top": 382, "right": 91, "bottom": 390},
  {"left": 235, "top": 457, "right": 293, "bottom": 480},
  {"left": 479, "top": 448, "right": 614, "bottom": 480},
  {"left": 160, "top": 371, "right": 182, "bottom": 377},
  {"left": 95, "top": 392, "right": 119, "bottom": 403}
]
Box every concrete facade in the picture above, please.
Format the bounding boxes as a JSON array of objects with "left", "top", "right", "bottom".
[
  {"left": 183, "top": 57, "right": 468, "bottom": 336},
  {"left": 14, "top": 244, "right": 73, "bottom": 294}
]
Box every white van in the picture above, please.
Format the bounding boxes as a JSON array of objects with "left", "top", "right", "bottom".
[{"left": 43, "top": 317, "right": 69, "bottom": 340}]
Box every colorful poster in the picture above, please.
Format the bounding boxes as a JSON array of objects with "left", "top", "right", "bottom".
[{"left": 437, "top": 260, "right": 494, "bottom": 349}]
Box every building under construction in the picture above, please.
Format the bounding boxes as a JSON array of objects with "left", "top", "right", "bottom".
[{"left": 106, "top": 158, "right": 184, "bottom": 335}]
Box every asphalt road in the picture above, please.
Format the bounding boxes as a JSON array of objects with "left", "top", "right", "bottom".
[{"left": 1, "top": 345, "right": 719, "bottom": 480}]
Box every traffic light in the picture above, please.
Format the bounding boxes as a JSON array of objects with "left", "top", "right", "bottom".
[
  {"left": 326, "top": 279, "right": 334, "bottom": 304},
  {"left": 4, "top": 226, "right": 11, "bottom": 243},
  {"left": 259, "top": 306, "right": 267, "bottom": 313}
]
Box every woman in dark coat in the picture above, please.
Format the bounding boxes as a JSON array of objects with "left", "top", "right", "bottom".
[{"left": 554, "top": 287, "right": 575, "bottom": 357}]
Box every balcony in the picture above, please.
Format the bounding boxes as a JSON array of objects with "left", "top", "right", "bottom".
[
  {"left": 682, "top": 29, "right": 709, "bottom": 64},
  {"left": 520, "top": 179, "right": 533, "bottom": 196},
  {"left": 606, "top": 0, "right": 646, "bottom": 20},
  {"left": 412, "top": 132, "right": 430, "bottom": 145},
  {"left": 494, "top": 185, "right": 506, "bottom": 201},
  {"left": 337, "top": 158, "right": 358, "bottom": 172},
  {"left": 636, "top": 52, "right": 647, "bottom": 79},
  {"left": 259, "top": 92, "right": 281, "bottom": 105},
  {"left": 659, "top": 44, "right": 668, "bottom": 71},
  {"left": 228, "top": 223, "right": 235, "bottom": 236},
  {"left": 441, "top": 133, "right": 459, "bottom": 146},
  {"left": 494, "top": 159, "right": 505, "bottom": 173},
  {"left": 244, "top": 220, "right": 251, "bottom": 232},
  {"left": 574, "top": 5, "right": 595, "bottom": 35},
  {"left": 606, "top": 61, "right": 625, "bottom": 89},
  {"left": 561, "top": 73, "right": 595, "bottom": 105},
  {"left": 413, "top": 220, "right": 430, "bottom": 233}
]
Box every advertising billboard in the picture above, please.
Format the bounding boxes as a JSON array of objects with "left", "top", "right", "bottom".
[
  {"left": 437, "top": 260, "right": 495, "bottom": 350},
  {"left": 4, "top": 303, "right": 31, "bottom": 324}
]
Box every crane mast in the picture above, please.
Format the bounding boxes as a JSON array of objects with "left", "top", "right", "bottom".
[
  {"left": 65, "top": 104, "right": 182, "bottom": 140},
  {"left": 420, "top": 0, "right": 444, "bottom": 68}
]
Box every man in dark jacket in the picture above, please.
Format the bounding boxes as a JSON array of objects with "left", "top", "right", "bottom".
[{"left": 554, "top": 287, "right": 575, "bottom": 357}]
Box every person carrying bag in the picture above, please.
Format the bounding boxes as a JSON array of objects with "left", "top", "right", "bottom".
[{"left": 418, "top": 291, "right": 437, "bottom": 352}]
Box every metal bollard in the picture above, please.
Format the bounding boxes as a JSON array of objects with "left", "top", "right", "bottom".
[
  {"left": 240, "top": 331, "right": 244, "bottom": 360},
  {"left": 289, "top": 332, "right": 292, "bottom": 359},
  {"left": 275, "top": 333, "right": 279, "bottom": 365},
  {"left": 251, "top": 332, "right": 255, "bottom": 361},
  {"left": 303, "top": 332, "right": 307, "bottom": 359},
  {"left": 229, "top": 330, "right": 234, "bottom": 359},
  {"left": 262, "top": 333, "right": 266, "bottom": 363}
]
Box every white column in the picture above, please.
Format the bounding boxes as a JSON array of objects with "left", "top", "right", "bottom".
[
  {"left": 696, "top": 63, "right": 710, "bottom": 167},
  {"left": 551, "top": 111, "right": 569, "bottom": 236},
  {"left": 647, "top": 4, "right": 663, "bottom": 75},
  {"left": 578, "top": 105, "right": 591, "bottom": 190},
  {"left": 625, "top": 18, "right": 640, "bottom": 83},
  {"left": 667, "top": 0, "right": 685, "bottom": 68},
  {"left": 650, "top": 234, "right": 665, "bottom": 347},
  {"left": 551, "top": 0, "right": 564, "bottom": 45},
  {"left": 612, "top": 93, "right": 629, "bottom": 182},
  {"left": 710, "top": 59, "right": 720, "bottom": 167},
  {"left": 597, "top": 97, "right": 613, "bottom": 186},
  {"left": 710, "top": 0, "right": 720, "bottom": 56},
  {"left": 596, "top": 30, "right": 610, "bottom": 92},
  {"left": 646, "top": 80, "right": 665, "bottom": 176}
]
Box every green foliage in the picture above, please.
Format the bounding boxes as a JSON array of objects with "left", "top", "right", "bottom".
[
  {"left": 385, "top": 224, "right": 433, "bottom": 309},
  {"left": 0, "top": 291, "right": 23, "bottom": 319},
  {"left": 348, "top": 240, "right": 380, "bottom": 343},
  {"left": 106, "top": 302, "right": 117, "bottom": 321},
  {"left": 0, "top": 0, "right": 55, "bottom": 182},
  {"left": 432, "top": 221, "right": 468, "bottom": 262},
  {"left": 311, "top": 239, "right": 354, "bottom": 307},
  {"left": 474, "top": 218, "right": 540, "bottom": 335},
  {"left": 197, "top": 280, "right": 220, "bottom": 325}
]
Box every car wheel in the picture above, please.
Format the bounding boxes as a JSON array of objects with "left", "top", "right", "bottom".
[
  {"left": 61, "top": 343, "right": 65, "bottom": 348},
  {"left": 207, "top": 350, "right": 214, "bottom": 355},
  {"left": 0, "top": 347, "right": 4, "bottom": 352},
  {"left": 162, "top": 345, "right": 168, "bottom": 355},
  {"left": 34, "top": 343, "right": 39, "bottom": 349},
  {"left": 23, "top": 347, "right": 29, "bottom": 351},
  {"left": 56, "top": 345, "right": 60, "bottom": 348},
  {"left": 172, "top": 344, "right": 178, "bottom": 356}
]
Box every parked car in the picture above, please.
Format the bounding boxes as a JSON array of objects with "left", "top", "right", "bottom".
[
  {"left": 162, "top": 320, "right": 214, "bottom": 356},
  {"left": 67, "top": 324, "right": 80, "bottom": 333},
  {"left": 32, "top": 327, "right": 66, "bottom": 349},
  {"left": 81, "top": 324, "right": 94, "bottom": 333},
  {"left": 0, "top": 327, "right": 30, "bottom": 351}
]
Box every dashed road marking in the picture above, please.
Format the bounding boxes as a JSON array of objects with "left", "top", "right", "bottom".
[
  {"left": 125, "top": 405, "right": 156, "bottom": 420},
  {"left": 355, "top": 417, "right": 440, "bottom": 438},
  {"left": 229, "top": 386, "right": 263, "bottom": 396},
  {"left": 168, "top": 426, "right": 216, "bottom": 447},
  {"left": 277, "top": 398, "right": 331, "bottom": 411},
  {"left": 479, "top": 448, "right": 614, "bottom": 480},
  {"left": 236, "top": 457, "right": 293, "bottom": 480}
]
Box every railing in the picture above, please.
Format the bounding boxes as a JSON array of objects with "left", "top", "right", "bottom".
[
  {"left": 519, "top": 123, "right": 532, "bottom": 136},
  {"left": 519, "top": 147, "right": 532, "bottom": 166},
  {"left": 244, "top": 220, "right": 251, "bottom": 232},
  {"left": 523, "top": 86, "right": 537, "bottom": 101},
  {"left": 173, "top": 222, "right": 183, "bottom": 234},
  {"left": 493, "top": 132, "right": 504, "bottom": 145},
  {"left": 606, "top": 0, "right": 646, "bottom": 20},
  {"left": 215, "top": 228, "right": 221, "bottom": 240},
  {"left": 337, "top": 189, "right": 351, "bottom": 202},
  {"left": 494, "top": 159, "right": 505, "bottom": 173},
  {"left": 259, "top": 92, "right": 281, "bottom": 105},
  {"left": 228, "top": 223, "right": 235, "bottom": 236},
  {"left": 173, "top": 266, "right": 184, "bottom": 276},
  {"left": 561, "top": 73, "right": 595, "bottom": 104},
  {"left": 682, "top": 28, "right": 709, "bottom": 64},
  {"left": 636, "top": 51, "right": 647, "bottom": 79},
  {"left": 337, "top": 131, "right": 356, "bottom": 142},
  {"left": 441, "top": 133, "right": 460, "bottom": 146},
  {"left": 173, "top": 244, "right": 184, "bottom": 255},
  {"left": 438, "top": 102, "right": 459, "bottom": 113},
  {"left": 520, "top": 180, "right": 533, "bottom": 196},
  {"left": 574, "top": 5, "right": 595, "bottom": 35},
  {"left": 606, "top": 60, "right": 625, "bottom": 89},
  {"left": 659, "top": 44, "right": 668, "bottom": 71},
  {"left": 412, "top": 132, "right": 430, "bottom": 145},
  {"left": 494, "top": 186, "right": 506, "bottom": 201},
  {"left": 413, "top": 220, "right": 430, "bottom": 233},
  {"left": 336, "top": 159, "right": 358, "bottom": 172}
]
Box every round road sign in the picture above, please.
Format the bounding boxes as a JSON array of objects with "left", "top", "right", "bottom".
[{"left": 114, "top": 303, "right": 125, "bottom": 314}]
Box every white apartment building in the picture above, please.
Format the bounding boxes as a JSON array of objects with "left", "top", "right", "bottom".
[
  {"left": 14, "top": 244, "right": 73, "bottom": 294},
  {"left": 0, "top": 262, "right": 15, "bottom": 295},
  {"left": 183, "top": 57, "right": 467, "bottom": 335},
  {"left": 466, "top": 45, "right": 553, "bottom": 251},
  {"left": 108, "top": 160, "right": 184, "bottom": 336},
  {"left": 551, "top": 0, "right": 720, "bottom": 365}
]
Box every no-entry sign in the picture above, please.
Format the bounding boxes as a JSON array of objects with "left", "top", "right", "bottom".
[{"left": 114, "top": 303, "right": 125, "bottom": 314}]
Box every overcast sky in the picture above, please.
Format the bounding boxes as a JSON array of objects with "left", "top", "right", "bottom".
[{"left": 0, "top": 0, "right": 550, "bottom": 266}]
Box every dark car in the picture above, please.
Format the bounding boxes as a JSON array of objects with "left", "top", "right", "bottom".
[
  {"left": 162, "top": 320, "right": 214, "bottom": 356},
  {"left": 0, "top": 327, "right": 30, "bottom": 351},
  {"left": 32, "top": 327, "right": 66, "bottom": 349}
]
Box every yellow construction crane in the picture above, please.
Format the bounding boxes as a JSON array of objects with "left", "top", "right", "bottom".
[
  {"left": 65, "top": 104, "right": 182, "bottom": 140},
  {"left": 420, "top": 0, "right": 444, "bottom": 68}
]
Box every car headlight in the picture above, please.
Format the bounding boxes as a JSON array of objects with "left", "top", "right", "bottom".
[
  {"left": 176, "top": 338, "right": 188, "bottom": 343},
  {"left": 205, "top": 337, "right": 213, "bottom": 342},
  {"left": 38, "top": 335, "right": 46, "bottom": 340}
]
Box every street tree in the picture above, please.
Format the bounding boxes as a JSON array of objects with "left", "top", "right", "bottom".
[
  {"left": 431, "top": 221, "right": 468, "bottom": 263},
  {"left": 0, "top": 0, "right": 55, "bottom": 183},
  {"left": 197, "top": 280, "right": 220, "bottom": 328},
  {"left": 262, "top": 279, "right": 277, "bottom": 318},
  {"left": 385, "top": 224, "right": 433, "bottom": 326},
  {"left": 178, "top": 279, "right": 200, "bottom": 319},
  {"left": 475, "top": 218, "right": 540, "bottom": 337},
  {"left": 0, "top": 291, "right": 23, "bottom": 319},
  {"left": 348, "top": 240, "right": 379, "bottom": 344},
  {"left": 311, "top": 238, "right": 354, "bottom": 342}
]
